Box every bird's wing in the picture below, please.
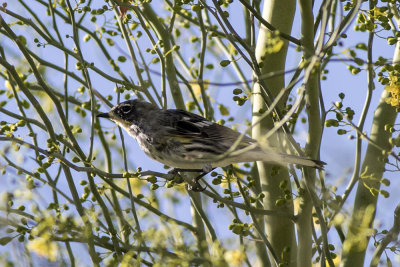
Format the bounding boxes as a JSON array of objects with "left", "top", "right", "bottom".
[{"left": 160, "top": 109, "right": 255, "bottom": 149}]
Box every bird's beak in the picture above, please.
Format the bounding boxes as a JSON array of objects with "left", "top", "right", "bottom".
[{"left": 97, "top": 112, "right": 110, "bottom": 119}]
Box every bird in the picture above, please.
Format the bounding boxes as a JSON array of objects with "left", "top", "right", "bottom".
[{"left": 97, "top": 99, "right": 325, "bottom": 190}]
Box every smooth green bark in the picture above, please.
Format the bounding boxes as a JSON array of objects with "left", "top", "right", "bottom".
[
  {"left": 251, "top": 0, "right": 297, "bottom": 266},
  {"left": 342, "top": 42, "right": 400, "bottom": 267},
  {"left": 297, "top": 0, "right": 324, "bottom": 266}
]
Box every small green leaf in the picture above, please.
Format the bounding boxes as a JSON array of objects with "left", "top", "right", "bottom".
[
  {"left": 233, "top": 88, "right": 242, "bottom": 95},
  {"left": 191, "top": 4, "right": 201, "bottom": 12},
  {"left": 17, "top": 35, "right": 27, "bottom": 46},
  {"left": 220, "top": 60, "right": 231, "bottom": 67},
  {"left": 117, "top": 56, "right": 126, "bottom": 62},
  {"left": 218, "top": 104, "right": 229, "bottom": 116},
  {"left": 0, "top": 236, "right": 13, "bottom": 246}
]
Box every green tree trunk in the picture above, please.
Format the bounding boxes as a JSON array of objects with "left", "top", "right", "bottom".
[
  {"left": 297, "top": 0, "right": 323, "bottom": 266},
  {"left": 342, "top": 40, "right": 400, "bottom": 267},
  {"left": 251, "top": 0, "right": 297, "bottom": 266}
]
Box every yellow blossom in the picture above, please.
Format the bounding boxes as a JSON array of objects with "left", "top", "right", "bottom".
[
  {"left": 27, "top": 233, "right": 58, "bottom": 261},
  {"left": 224, "top": 249, "right": 246, "bottom": 266},
  {"left": 190, "top": 79, "right": 209, "bottom": 97},
  {"left": 385, "top": 83, "right": 400, "bottom": 107},
  {"left": 263, "top": 31, "right": 284, "bottom": 54}
]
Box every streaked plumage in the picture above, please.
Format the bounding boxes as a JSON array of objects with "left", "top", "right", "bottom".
[{"left": 97, "top": 100, "right": 325, "bottom": 171}]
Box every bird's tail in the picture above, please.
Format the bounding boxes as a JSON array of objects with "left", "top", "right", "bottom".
[
  {"left": 276, "top": 153, "right": 326, "bottom": 170},
  {"left": 237, "top": 149, "right": 326, "bottom": 170}
]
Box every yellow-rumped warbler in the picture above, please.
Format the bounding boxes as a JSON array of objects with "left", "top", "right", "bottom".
[{"left": 97, "top": 100, "right": 325, "bottom": 189}]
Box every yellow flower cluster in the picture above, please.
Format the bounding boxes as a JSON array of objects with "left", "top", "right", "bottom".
[
  {"left": 224, "top": 249, "right": 246, "bottom": 266},
  {"left": 27, "top": 233, "right": 58, "bottom": 261},
  {"left": 385, "top": 74, "right": 400, "bottom": 107}
]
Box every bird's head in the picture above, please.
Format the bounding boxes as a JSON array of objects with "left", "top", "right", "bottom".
[{"left": 97, "top": 99, "right": 158, "bottom": 128}]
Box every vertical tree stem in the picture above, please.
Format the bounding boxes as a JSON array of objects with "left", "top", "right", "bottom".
[{"left": 251, "top": 0, "right": 297, "bottom": 266}]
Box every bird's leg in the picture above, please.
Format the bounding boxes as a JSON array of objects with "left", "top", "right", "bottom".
[
  {"left": 168, "top": 164, "right": 215, "bottom": 192},
  {"left": 187, "top": 164, "right": 216, "bottom": 192},
  {"left": 169, "top": 165, "right": 215, "bottom": 192},
  {"left": 168, "top": 168, "right": 203, "bottom": 187},
  {"left": 168, "top": 168, "right": 204, "bottom": 184},
  {"left": 167, "top": 169, "right": 184, "bottom": 183}
]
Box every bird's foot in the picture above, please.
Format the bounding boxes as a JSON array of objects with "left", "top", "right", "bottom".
[
  {"left": 185, "top": 170, "right": 214, "bottom": 192},
  {"left": 168, "top": 168, "right": 179, "bottom": 175},
  {"left": 168, "top": 167, "right": 216, "bottom": 192},
  {"left": 185, "top": 178, "right": 207, "bottom": 192},
  {"left": 168, "top": 168, "right": 184, "bottom": 183}
]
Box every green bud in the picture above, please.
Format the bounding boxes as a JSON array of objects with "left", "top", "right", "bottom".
[
  {"left": 212, "top": 178, "right": 221, "bottom": 185},
  {"left": 380, "top": 178, "right": 390, "bottom": 186},
  {"left": 191, "top": 4, "right": 201, "bottom": 12},
  {"left": 231, "top": 225, "right": 243, "bottom": 234},
  {"left": 220, "top": 60, "right": 230, "bottom": 67},
  {"left": 117, "top": 56, "right": 126, "bottom": 62},
  {"left": 233, "top": 88, "right": 242, "bottom": 95},
  {"left": 388, "top": 37, "right": 397, "bottom": 45},
  {"left": 150, "top": 184, "right": 159, "bottom": 190},
  {"left": 380, "top": 190, "right": 389, "bottom": 198},
  {"left": 325, "top": 119, "right": 339, "bottom": 127},
  {"left": 17, "top": 205, "right": 25, "bottom": 211},
  {"left": 147, "top": 176, "right": 157, "bottom": 184}
]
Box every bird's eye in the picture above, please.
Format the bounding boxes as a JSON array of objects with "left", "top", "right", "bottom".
[{"left": 120, "top": 105, "right": 132, "bottom": 114}]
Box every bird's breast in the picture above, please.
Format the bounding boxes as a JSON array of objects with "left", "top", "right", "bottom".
[
  {"left": 127, "top": 124, "right": 140, "bottom": 137},
  {"left": 127, "top": 127, "right": 159, "bottom": 156}
]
